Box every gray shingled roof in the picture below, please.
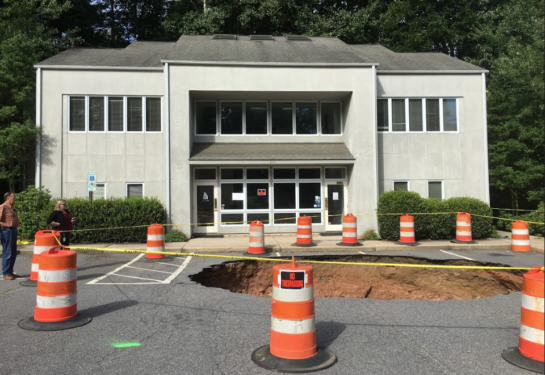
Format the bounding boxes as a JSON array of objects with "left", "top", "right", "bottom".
[
  {"left": 190, "top": 143, "right": 355, "bottom": 161},
  {"left": 36, "top": 35, "right": 485, "bottom": 71}
]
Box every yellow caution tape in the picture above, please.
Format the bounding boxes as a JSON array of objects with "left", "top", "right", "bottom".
[
  {"left": 17, "top": 240, "right": 32, "bottom": 245},
  {"left": 470, "top": 214, "right": 545, "bottom": 225},
  {"left": 491, "top": 208, "right": 539, "bottom": 212}
]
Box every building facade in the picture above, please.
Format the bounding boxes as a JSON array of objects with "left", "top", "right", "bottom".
[{"left": 35, "top": 35, "right": 489, "bottom": 236}]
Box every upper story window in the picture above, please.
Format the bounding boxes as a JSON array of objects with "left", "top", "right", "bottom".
[
  {"left": 69, "top": 96, "right": 162, "bottom": 133},
  {"left": 377, "top": 98, "right": 458, "bottom": 133},
  {"left": 195, "top": 100, "right": 342, "bottom": 136}
]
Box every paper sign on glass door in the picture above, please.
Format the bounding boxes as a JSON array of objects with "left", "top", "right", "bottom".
[
  {"left": 333, "top": 192, "right": 339, "bottom": 200},
  {"left": 232, "top": 193, "right": 244, "bottom": 200}
]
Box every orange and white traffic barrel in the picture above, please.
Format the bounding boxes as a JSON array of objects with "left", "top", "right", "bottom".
[
  {"left": 502, "top": 266, "right": 544, "bottom": 373},
  {"left": 20, "top": 230, "right": 61, "bottom": 287},
  {"left": 251, "top": 257, "right": 337, "bottom": 372},
  {"left": 18, "top": 247, "right": 92, "bottom": 331},
  {"left": 337, "top": 214, "right": 362, "bottom": 247},
  {"left": 511, "top": 221, "right": 531, "bottom": 252},
  {"left": 143, "top": 224, "right": 172, "bottom": 262},
  {"left": 451, "top": 212, "right": 476, "bottom": 244},
  {"left": 396, "top": 214, "right": 418, "bottom": 246},
  {"left": 246, "top": 221, "right": 266, "bottom": 255},
  {"left": 292, "top": 216, "right": 315, "bottom": 247}
]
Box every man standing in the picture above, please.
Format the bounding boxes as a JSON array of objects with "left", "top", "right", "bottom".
[{"left": 0, "top": 192, "right": 19, "bottom": 280}]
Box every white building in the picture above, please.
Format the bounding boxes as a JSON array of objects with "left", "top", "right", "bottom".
[{"left": 35, "top": 35, "right": 489, "bottom": 236}]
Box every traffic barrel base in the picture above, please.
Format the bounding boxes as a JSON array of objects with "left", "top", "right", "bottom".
[
  {"left": 336, "top": 241, "right": 363, "bottom": 247},
  {"left": 450, "top": 239, "right": 477, "bottom": 244},
  {"left": 501, "top": 348, "right": 544, "bottom": 374},
  {"left": 395, "top": 240, "right": 419, "bottom": 246},
  {"left": 18, "top": 314, "right": 92, "bottom": 331},
  {"left": 251, "top": 345, "right": 337, "bottom": 373}
]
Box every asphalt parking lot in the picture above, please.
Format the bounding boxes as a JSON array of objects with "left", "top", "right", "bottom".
[{"left": 1, "top": 249, "right": 543, "bottom": 375}]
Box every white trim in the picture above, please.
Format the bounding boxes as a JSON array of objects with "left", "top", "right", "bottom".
[
  {"left": 427, "top": 180, "right": 444, "bottom": 201},
  {"left": 161, "top": 60, "right": 377, "bottom": 67},
  {"left": 35, "top": 67, "right": 42, "bottom": 186},
  {"left": 392, "top": 180, "right": 410, "bottom": 191},
  {"left": 35, "top": 65, "right": 163, "bottom": 71},
  {"left": 377, "top": 70, "right": 488, "bottom": 74},
  {"left": 190, "top": 160, "right": 355, "bottom": 165},
  {"left": 88, "top": 96, "right": 106, "bottom": 133},
  {"left": 482, "top": 73, "right": 490, "bottom": 203},
  {"left": 126, "top": 183, "right": 145, "bottom": 198}
]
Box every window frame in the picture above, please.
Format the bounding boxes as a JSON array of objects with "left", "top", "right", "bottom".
[
  {"left": 392, "top": 180, "right": 410, "bottom": 191},
  {"left": 244, "top": 100, "right": 269, "bottom": 136},
  {"left": 427, "top": 180, "right": 444, "bottom": 201},
  {"left": 377, "top": 98, "right": 459, "bottom": 133},
  {"left": 194, "top": 100, "right": 218, "bottom": 136},
  {"left": 219, "top": 100, "right": 244, "bottom": 135},
  {"left": 126, "top": 183, "right": 145, "bottom": 198},
  {"left": 294, "top": 101, "right": 319, "bottom": 136},
  {"left": 320, "top": 101, "right": 343, "bottom": 136},
  {"left": 68, "top": 95, "right": 87, "bottom": 133},
  {"left": 87, "top": 183, "right": 107, "bottom": 199},
  {"left": 194, "top": 167, "right": 218, "bottom": 181},
  {"left": 324, "top": 166, "right": 347, "bottom": 181}
]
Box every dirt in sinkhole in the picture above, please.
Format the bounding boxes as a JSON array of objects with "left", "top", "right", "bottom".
[{"left": 189, "top": 255, "right": 525, "bottom": 300}]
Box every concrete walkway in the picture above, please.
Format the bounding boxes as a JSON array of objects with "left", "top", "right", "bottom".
[{"left": 16, "top": 233, "right": 544, "bottom": 254}]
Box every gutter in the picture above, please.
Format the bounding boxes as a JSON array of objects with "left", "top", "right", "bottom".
[
  {"left": 165, "top": 63, "right": 171, "bottom": 224},
  {"left": 372, "top": 65, "right": 379, "bottom": 232},
  {"left": 378, "top": 70, "right": 488, "bottom": 74},
  {"left": 160, "top": 60, "right": 378, "bottom": 68},
  {"left": 482, "top": 73, "right": 490, "bottom": 204},
  {"left": 35, "top": 68, "right": 42, "bottom": 187},
  {"left": 33, "top": 65, "right": 163, "bottom": 71}
]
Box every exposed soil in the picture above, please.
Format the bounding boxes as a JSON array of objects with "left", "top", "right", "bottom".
[{"left": 190, "top": 255, "right": 525, "bottom": 300}]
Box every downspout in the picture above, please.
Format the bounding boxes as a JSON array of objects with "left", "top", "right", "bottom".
[
  {"left": 35, "top": 68, "right": 42, "bottom": 187},
  {"left": 372, "top": 65, "right": 379, "bottom": 231},
  {"left": 165, "top": 63, "right": 171, "bottom": 224},
  {"left": 482, "top": 73, "right": 490, "bottom": 204}
]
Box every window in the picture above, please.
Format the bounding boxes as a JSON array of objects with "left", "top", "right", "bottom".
[
  {"left": 299, "top": 168, "right": 320, "bottom": 179},
  {"left": 321, "top": 102, "right": 342, "bottom": 135},
  {"left": 378, "top": 98, "right": 458, "bottom": 132},
  {"left": 246, "top": 102, "right": 267, "bottom": 134},
  {"left": 146, "top": 98, "right": 161, "bottom": 132},
  {"left": 295, "top": 102, "right": 317, "bottom": 134},
  {"left": 325, "top": 168, "right": 346, "bottom": 180},
  {"left": 221, "top": 168, "right": 243, "bottom": 179},
  {"left": 89, "top": 97, "right": 105, "bottom": 131},
  {"left": 393, "top": 181, "right": 409, "bottom": 191},
  {"left": 196, "top": 101, "right": 217, "bottom": 135},
  {"left": 247, "top": 168, "right": 269, "bottom": 179},
  {"left": 127, "top": 183, "right": 143, "bottom": 198},
  {"left": 195, "top": 169, "right": 216, "bottom": 180},
  {"left": 221, "top": 102, "right": 243, "bottom": 134},
  {"left": 273, "top": 168, "right": 295, "bottom": 179},
  {"left": 221, "top": 183, "right": 243, "bottom": 210},
  {"left": 271, "top": 102, "right": 293, "bottom": 134},
  {"left": 88, "top": 183, "right": 106, "bottom": 199},
  {"left": 69, "top": 97, "right": 85, "bottom": 131},
  {"left": 69, "top": 96, "right": 160, "bottom": 132},
  {"left": 428, "top": 181, "right": 443, "bottom": 201}
]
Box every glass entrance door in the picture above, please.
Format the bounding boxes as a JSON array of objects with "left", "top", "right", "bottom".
[
  {"left": 195, "top": 185, "right": 218, "bottom": 233},
  {"left": 326, "top": 183, "right": 345, "bottom": 231}
]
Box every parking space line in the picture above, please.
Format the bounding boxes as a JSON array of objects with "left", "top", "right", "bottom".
[
  {"left": 87, "top": 254, "right": 145, "bottom": 284},
  {"left": 162, "top": 256, "right": 192, "bottom": 284},
  {"left": 358, "top": 251, "right": 366, "bottom": 255},
  {"left": 439, "top": 250, "right": 474, "bottom": 261},
  {"left": 108, "top": 274, "right": 165, "bottom": 282},
  {"left": 125, "top": 266, "right": 173, "bottom": 274},
  {"left": 156, "top": 261, "right": 185, "bottom": 267}
]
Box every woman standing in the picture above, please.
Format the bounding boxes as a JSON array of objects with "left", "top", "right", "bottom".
[{"left": 47, "top": 200, "right": 75, "bottom": 246}]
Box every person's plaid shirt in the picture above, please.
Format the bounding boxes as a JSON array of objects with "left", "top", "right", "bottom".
[{"left": 0, "top": 202, "right": 19, "bottom": 228}]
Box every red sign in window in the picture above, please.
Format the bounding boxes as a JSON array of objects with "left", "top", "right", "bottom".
[{"left": 257, "top": 189, "right": 266, "bottom": 196}]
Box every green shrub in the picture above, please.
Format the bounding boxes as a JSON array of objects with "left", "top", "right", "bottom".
[
  {"left": 377, "top": 190, "right": 493, "bottom": 240},
  {"left": 14, "top": 186, "right": 54, "bottom": 241},
  {"left": 165, "top": 229, "right": 188, "bottom": 242},
  {"left": 360, "top": 229, "right": 379, "bottom": 241},
  {"left": 496, "top": 202, "right": 544, "bottom": 236}
]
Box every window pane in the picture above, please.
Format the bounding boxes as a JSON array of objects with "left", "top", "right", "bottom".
[
  {"left": 93, "top": 184, "right": 105, "bottom": 199},
  {"left": 89, "top": 97, "right": 104, "bottom": 131},
  {"left": 146, "top": 98, "right": 161, "bottom": 132},
  {"left": 325, "top": 168, "right": 345, "bottom": 179},
  {"left": 221, "top": 214, "right": 244, "bottom": 225},
  {"left": 127, "top": 97, "right": 143, "bottom": 131},
  {"left": 271, "top": 102, "right": 293, "bottom": 134},
  {"left": 274, "top": 213, "right": 296, "bottom": 224},
  {"left": 247, "top": 168, "right": 269, "bottom": 179},
  {"left": 127, "top": 184, "right": 143, "bottom": 198},
  {"left": 108, "top": 97, "right": 124, "bottom": 131},
  {"left": 299, "top": 168, "right": 320, "bottom": 179},
  {"left": 69, "top": 97, "right": 85, "bottom": 131},
  {"left": 300, "top": 213, "right": 321, "bottom": 224},
  {"left": 273, "top": 169, "right": 295, "bottom": 179},
  {"left": 296, "top": 102, "right": 317, "bottom": 134},
  {"left": 221, "top": 168, "right": 243, "bottom": 179},
  {"left": 195, "top": 169, "right": 216, "bottom": 180},
  {"left": 428, "top": 181, "right": 443, "bottom": 201},
  {"left": 392, "top": 99, "right": 406, "bottom": 132},
  {"left": 196, "top": 102, "right": 217, "bottom": 134},
  {"left": 221, "top": 183, "right": 243, "bottom": 209},
  {"left": 221, "top": 102, "right": 242, "bottom": 134},
  {"left": 409, "top": 99, "right": 423, "bottom": 131},
  {"left": 274, "top": 183, "right": 295, "bottom": 209},
  {"left": 394, "top": 182, "right": 408, "bottom": 191},
  {"left": 443, "top": 99, "right": 457, "bottom": 131},
  {"left": 247, "top": 183, "right": 269, "bottom": 209},
  {"left": 248, "top": 213, "right": 269, "bottom": 224},
  {"left": 246, "top": 102, "right": 267, "bottom": 134},
  {"left": 426, "top": 99, "right": 440, "bottom": 131},
  {"left": 321, "top": 102, "right": 341, "bottom": 134},
  {"left": 377, "top": 99, "right": 389, "bottom": 131},
  {"left": 299, "top": 183, "right": 321, "bottom": 209}
]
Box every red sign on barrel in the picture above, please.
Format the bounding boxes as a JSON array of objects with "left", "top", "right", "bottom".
[{"left": 279, "top": 270, "right": 306, "bottom": 289}]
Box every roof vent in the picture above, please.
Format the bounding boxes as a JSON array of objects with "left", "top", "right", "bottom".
[
  {"left": 285, "top": 35, "right": 311, "bottom": 41},
  {"left": 250, "top": 35, "right": 274, "bottom": 41},
  {"left": 213, "top": 34, "right": 237, "bottom": 40}
]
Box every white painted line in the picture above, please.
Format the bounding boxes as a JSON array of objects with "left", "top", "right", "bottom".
[
  {"left": 125, "top": 266, "right": 173, "bottom": 274},
  {"left": 108, "top": 274, "right": 165, "bottom": 282},
  {"left": 162, "top": 256, "right": 192, "bottom": 284},
  {"left": 156, "top": 261, "right": 185, "bottom": 267},
  {"left": 87, "top": 254, "right": 145, "bottom": 284},
  {"left": 91, "top": 282, "right": 164, "bottom": 285},
  {"left": 276, "top": 252, "right": 281, "bottom": 257},
  {"left": 358, "top": 251, "right": 366, "bottom": 255},
  {"left": 439, "top": 250, "right": 474, "bottom": 261}
]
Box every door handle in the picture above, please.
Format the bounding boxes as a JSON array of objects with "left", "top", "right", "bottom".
[
  {"left": 214, "top": 198, "right": 217, "bottom": 211},
  {"left": 325, "top": 197, "right": 328, "bottom": 210}
]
